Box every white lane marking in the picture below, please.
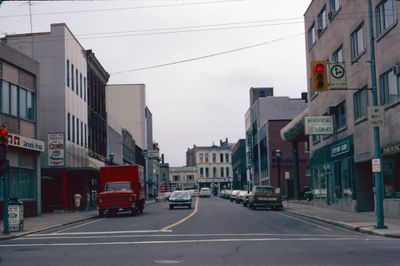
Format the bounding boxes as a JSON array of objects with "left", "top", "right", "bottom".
[
  {"left": 0, "top": 237, "right": 385, "bottom": 248},
  {"left": 28, "top": 229, "right": 173, "bottom": 237},
  {"left": 277, "top": 212, "right": 332, "bottom": 231},
  {"left": 19, "top": 232, "right": 365, "bottom": 241},
  {"left": 53, "top": 218, "right": 105, "bottom": 233}
]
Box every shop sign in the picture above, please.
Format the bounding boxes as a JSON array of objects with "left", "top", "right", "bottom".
[
  {"left": 382, "top": 143, "right": 400, "bottom": 155},
  {"left": 48, "top": 133, "right": 65, "bottom": 167},
  {"left": 331, "top": 140, "right": 350, "bottom": 157},
  {"left": 305, "top": 116, "right": 334, "bottom": 135},
  {"left": 8, "top": 133, "right": 45, "bottom": 152}
]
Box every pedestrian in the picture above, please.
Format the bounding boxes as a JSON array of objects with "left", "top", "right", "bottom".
[
  {"left": 85, "top": 191, "right": 91, "bottom": 210},
  {"left": 73, "top": 193, "right": 82, "bottom": 212}
]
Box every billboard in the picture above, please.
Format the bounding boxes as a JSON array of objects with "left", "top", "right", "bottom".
[{"left": 48, "top": 133, "right": 65, "bottom": 167}]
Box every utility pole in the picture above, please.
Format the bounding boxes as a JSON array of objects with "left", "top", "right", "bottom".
[{"left": 368, "top": 0, "right": 385, "bottom": 229}]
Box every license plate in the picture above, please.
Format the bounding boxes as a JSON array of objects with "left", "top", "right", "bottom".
[{"left": 258, "top": 197, "right": 276, "bottom": 201}]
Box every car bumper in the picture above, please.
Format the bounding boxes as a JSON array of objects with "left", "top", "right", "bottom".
[
  {"left": 252, "top": 201, "right": 283, "bottom": 208},
  {"left": 169, "top": 201, "right": 192, "bottom": 205}
]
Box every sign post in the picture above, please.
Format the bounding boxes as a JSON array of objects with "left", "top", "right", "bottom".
[{"left": 368, "top": 106, "right": 384, "bottom": 128}]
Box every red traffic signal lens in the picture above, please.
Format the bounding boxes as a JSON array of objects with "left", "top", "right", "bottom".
[
  {"left": 315, "top": 63, "right": 325, "bottom": 73},
  {"left": 0, "top": 127, "right": 8, "bottom": 136}
]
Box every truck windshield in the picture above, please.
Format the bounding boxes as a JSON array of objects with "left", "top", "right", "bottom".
[
  {"left": 255, "top": 187, "right": 275, "bottom": 194},
  {"left": 105, "top": 182, "right": 131, "bottom": 191}
]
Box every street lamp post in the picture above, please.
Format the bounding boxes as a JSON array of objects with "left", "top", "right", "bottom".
[
  {"left": 367, "top": 0, "right": 385, "bottom": 229},
  {"left": 275, "top": 149, "right": 282, "bottom": 191}
]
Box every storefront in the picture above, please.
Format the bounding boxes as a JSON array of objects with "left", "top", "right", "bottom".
[
  {"left": 310, "top": 136, "right": 357, "bottom": 211},
  {"left": 381, "top": 142, "right": 400, "bottom": 217},
  {"left": 0, "top": 134, "right": 44, "bottom": 218}
]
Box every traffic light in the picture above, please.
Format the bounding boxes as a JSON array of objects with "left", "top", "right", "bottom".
[
  {"left": 0, "top": 126, "right": 9, "bottom": 177},
  {"left": 311, "top": 60, "right": 328, "bottom": 92}
]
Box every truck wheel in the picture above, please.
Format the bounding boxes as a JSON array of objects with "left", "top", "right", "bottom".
[{"left": 98, "top": 209, "right": 104, "bottom": 217}]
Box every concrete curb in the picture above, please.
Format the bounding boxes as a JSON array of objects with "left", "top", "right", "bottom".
[
  {"left": 0, "top": 214, "right": 98, "bottom": 241},
  {"left": 285, "top": 209, "right": 400, "bottom": 239}
]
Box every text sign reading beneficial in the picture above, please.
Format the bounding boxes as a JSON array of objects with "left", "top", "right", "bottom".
[{"left": 305, "top": 116, "right": 334, "bottom": 135}]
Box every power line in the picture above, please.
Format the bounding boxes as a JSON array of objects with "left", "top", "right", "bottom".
[
  {"left": 111, "top": 33, "right": 304, "bottom": 74},
  {"left": 0, "top": 0, "right": 246, "bottom": 18}
]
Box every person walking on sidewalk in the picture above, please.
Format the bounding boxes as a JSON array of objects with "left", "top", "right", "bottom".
[{"left": 73, "top": 193, "right": 82, "bottom": 212}]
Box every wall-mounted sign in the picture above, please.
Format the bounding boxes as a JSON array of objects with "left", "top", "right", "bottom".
[
  {"left": 305, "top": 116, "right": 334, "bottom": 135},
  {"left": 372, "top": 158, "right": 381, "bottom": 173},
  {"left": 328, "top": 63, "right": 347, "bottom": 89},
  {"left": 48, "top": 133, "right": 65, "bottom": 167},
  {"left": 382, "top": 143, "right": 400, "bottom": 155},
  {"left": 8, "top": 133, "right": 45, "bottom": 152},
  {"left": 331, "top": 140, "right": 350, "bottom": 157}
]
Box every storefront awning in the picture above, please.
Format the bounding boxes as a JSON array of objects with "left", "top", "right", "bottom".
[
  {"left": 88, "top": 156, "right": 106, "bottom": 170},
  {"left": 280, "top": 107, "right": 309, "bottom": 142}
]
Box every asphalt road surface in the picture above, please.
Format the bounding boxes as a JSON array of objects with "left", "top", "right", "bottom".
[{"left": 1, "top": 197, "right": 400, "bottom": 266}]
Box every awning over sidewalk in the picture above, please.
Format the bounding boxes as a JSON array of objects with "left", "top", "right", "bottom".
[{"left": 280, "top": 107, "right": 309, "bottom": 142}]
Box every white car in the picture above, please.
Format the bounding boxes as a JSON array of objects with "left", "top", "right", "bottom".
[{"left": 199, "top": 187, "right": 212, "bottom": 198}]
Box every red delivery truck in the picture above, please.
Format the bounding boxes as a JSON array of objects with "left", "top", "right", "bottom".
[{"left": 96, "top": 165, "right": 145, "bottom": 217}]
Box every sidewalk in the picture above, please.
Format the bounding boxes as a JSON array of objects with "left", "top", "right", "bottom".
[
  {"left": 284, "top": 200, "right": 400, "bottom": 238},
  {"left": 1, "top": 210, "right": 98, "bottom": 240},
  {"left": 1, "top": 200, "right": 157, "bottom": 241}
]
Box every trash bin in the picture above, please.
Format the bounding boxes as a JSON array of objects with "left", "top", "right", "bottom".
[{"left": 8, "top": 198, "right": 24, "bottom": 232}]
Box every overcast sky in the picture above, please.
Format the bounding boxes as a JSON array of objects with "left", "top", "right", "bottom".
[{"left": 0, "top": 0, "right": 311, "bottom": 166}]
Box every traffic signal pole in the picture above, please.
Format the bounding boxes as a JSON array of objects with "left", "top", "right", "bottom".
[
  {"left": 2, "top": 161, "right": 9, "bottom": 234},
  {"left": 368, "top": 0, "right": 385, "bottom": 229}
]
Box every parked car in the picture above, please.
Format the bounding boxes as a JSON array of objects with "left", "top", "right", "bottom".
[
  {"left": 230, "top": 190, "right": 240, "bottom": 202},
  {"left": 185, "top": 189, "right": 198, "bottom": 198},
  {"left": 199, "top": 187, "right": 212, "bottom": 198},
  {"left": 224, "top": 190, "right": 232, "bottom": 200},
  {"left": 219, "top": 190, "right": 226, "bottom": 198},
  {"left": 169, "top": 190, "right": 192, "bottom": 209},
  {"left": 236, "top": 190, "right": 248, "bottom": 204},
  {"left": 248, "top": 186, "right": 283, "bottom": 210},
  {"left": 242, "top": 191, "right": 250, "bottom": 207}
]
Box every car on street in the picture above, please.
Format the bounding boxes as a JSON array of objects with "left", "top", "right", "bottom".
[
  {"left": 230, "top": 190, "right": 240, "bottom": 202},
  {"left": 248, "top": 186, "right": 283, "bottom": 210},
  {"left": 199, "top": 187, "right": 212, "bottom": 197},
  {"left": 236, "top": 190, "right": 248, "bottom": 204},
  {"left": 168, "top": 190, "right": 192, "bottom": 209}
]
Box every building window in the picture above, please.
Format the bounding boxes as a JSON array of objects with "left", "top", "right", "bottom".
[
  {"left": 205, "top": 167, "right": 209, "bottom": 178},
  {"left": 66, "top": 59, "right": 70, "bottom": 87},
  {"left": 376, "top": 0, "right": 396, "bottom": 37},
  {"left": 67, "top": 113, "right": 71, "bottom": 141},
  {"left": 81, "top": 121, "right": 83, "bottom": 147},
  {"left": 332, "top": 45, "right": 343, "bottom": 63},
  {"left": 200, "top": 167, "right": 204, "bottom": 177},
  {"left": 353, "top": 87, "right": 369, "bottom": 120},
  {"left": 226, "top": 167, "right": 230, "bottom": 177},
  {"left": 10, "top": 84, "right": 18, "bottom": 116},
  {"left": 2, "top": 168, "right": 36, "bottom": 200},
  {"left": 220, "top": 167, "right": 224, "bottom": 177},
  {"left": 71, "top": 64, "right": 74, "bottom": 91},
  {"left": 351, "top": 23, "right": 365, "bottom": 61},
  {"left": 330, "top": 0, "right": 341, "bottom": 16},
  {"left": 212, "top": 153, "right": 216, "bottom": 163},
  {"left": 84, "top": 77, "right": 87, "bottom": 102},
  {"left": 26, "top": 91, "right": 34, "bottom": 120},
  {"left": 220, "top": 153, "right": 224, "bottom": 163},
  {"left": 77, "top": 118, "right": 80, "bottom": 145},
  {"left": 173, "top": 175, "right": 180, "bottom": 181},
  {"left": 225, "top": 153, "right": 229, "bottom": 163},
  {"left": 205, "top": 153, "right": 209, "bottom": 163},
  {"left": 72, "top": 115, "right": 75, "bottom": 143},
  {"left": 1, "top": 80, "right": 10, "bottom": 114},
  {"left": 75, "top": 69, "right": 79, "bottom": 95},
  {"left": 213, "top": 167, "right": 217, "bottom": 177},
  {"left": 308, "top": 23, "right": 316, "bottom": 49},
  {"left": 380, "top": 67, "right": 400, "bottom": 105},
  {"left": 334, "top": 101, "right": 347, "bottom": 130},
  {"left": 312, "top": 134, "right": 321, "bottom": 144},
  {"left": 199, "top": 153, "right": 204, "bottom": 163},
  {"left": 19, "top": 89, "right": 27, "bottom": 119},
  {"left": 84, "top": 124, "right": 87, "bottom": 148},
  {"left": 187, "top": 175, "right": 194, "bottom": 181},
  {"left": 317, "top": 6, "right": 327, "bottom": 35},
  {"left": 80, "top": 73, "right": 83, "bottom": 98}
]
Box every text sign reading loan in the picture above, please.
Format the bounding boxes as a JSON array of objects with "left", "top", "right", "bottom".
[
  {"left": 328, "top": 63, "right": 347, "bottom": 89},
  {"left": 305, "top": 116, "right": 334, "bottom": 135}
]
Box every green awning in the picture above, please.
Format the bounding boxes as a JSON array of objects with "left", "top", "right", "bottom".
[{"left": 280, "top": 108, "right": 309, "bottom": 142}]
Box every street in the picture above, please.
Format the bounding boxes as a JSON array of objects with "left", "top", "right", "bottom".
[{"left": 1, "top": 197, "right": 400, "bottom": 266}]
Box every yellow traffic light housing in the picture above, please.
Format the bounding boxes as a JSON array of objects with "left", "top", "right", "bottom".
[{"left": 311, "top": 60, "right": 328, "bottom": 92}]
